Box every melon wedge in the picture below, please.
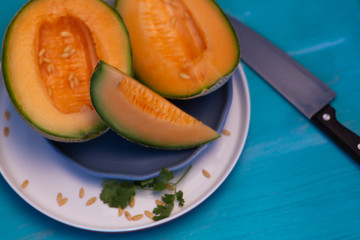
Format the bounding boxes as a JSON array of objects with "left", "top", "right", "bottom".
[{"left": 90, "top": 61, "right": 221, "bottom": 149}]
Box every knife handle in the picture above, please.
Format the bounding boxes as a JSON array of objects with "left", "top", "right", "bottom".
[{"left": 311, "top": 105, "right": 360, "bottom": 164}]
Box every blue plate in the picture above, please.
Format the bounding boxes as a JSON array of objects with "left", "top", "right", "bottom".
[{"left": 50, "top": 79, "right": 233, "bottom": 180}]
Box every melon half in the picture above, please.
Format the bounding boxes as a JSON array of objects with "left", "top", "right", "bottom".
[
  {"left": 115, "top": 0, "right": 240, "bottom": 98},
  {"left": 1, "top": 0, "right": 132, "bottom": 141},
  {"left": 90, "top": 61, "right": 221, "bottom": 149}
]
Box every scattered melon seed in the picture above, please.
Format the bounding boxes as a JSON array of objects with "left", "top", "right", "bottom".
[
  {"left": 130, "top": 197, "right": 135, "bottom": 208},
  {"left": 57, "top": 193, "right": 68, "bottom": 207},
  {"left": 86, "top": 197, "right": 97, "bottom": 206},
  {"left": 125, "top": 211, "right": 132, "bottom": 221},
  {"left": 156, "top": 200, "right": 166, "bottom": 207},
  {"left": 57, "top": 193, "right": 62, "bottom": 203},
  {"left": 180, "top": 72, "right": 191, "bottom": 79},
  {"left": 132, "top": 214, "right": 143, "bottom": 221},
  {"left": 59, "top": 198, "right": 68, "bottom": 207},
  {"left": 118, "top": 207, "right": 124, "bottom": 217},
  {"left": 202, "top": 169, "right": 211, "bottom": 178},
  {"left": 145, "top": 210, "right": 154, "bottom": 219},
  {"left": 21, "top": 180, "right": 29, "bottom": 189},
  {"left": 4, "top": 111, "right": 10, "bottom": 121},
  {"left": 3, "top": 127, "right": 9, "bottom": 137},
  {"left": 60, "top": 31, "right": 72, "bottom": 37},
  {"left": 222, "top": 129, "right": 231, "bottom": 136},
  {"left": 79, "top": 187, "right": 84, "bottom": 199}
]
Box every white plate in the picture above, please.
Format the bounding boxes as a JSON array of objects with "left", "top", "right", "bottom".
[{"left": 0, "top": 64, "right": 250, "bottom": 232}]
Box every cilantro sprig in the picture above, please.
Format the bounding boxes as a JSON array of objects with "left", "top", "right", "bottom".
[{"left": 100, "top": 165, "right": 192, "bottom": 221}]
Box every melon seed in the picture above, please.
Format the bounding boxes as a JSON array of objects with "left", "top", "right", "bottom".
[
  {"left": 86, "top": 197, "right": 97, "bottom": 206},
  {"left": 46, "top": 63, "right": 55, "bottom": 74},
  {"left": 38, "top": 48, "right": 46, "bottom": 57},
  {"left": 42, "top": 57, "right": 51, "bottom": 63},
  {"left": 222, "top": 129, "right": 231, "bottom": 136},
  {"left": 79, "top": 187, "right": 84, "bottom": 199},
  {"left": 202, "top": 169, "right": 211, "bottom": 178},
  {"left": 132, "top": 214, "right": 143, "bottom": 221},
  {"left": 60, "top": 52, "right": 71, "bottom": 58},
  {"left": 130, "top": 196, "right": 135, "bottom": 208},
  {"left": 180, "top": 72, "right": 191, "bottom": 79},
  {"left": 74, "top": 77, "right": 79, "bottom": 87},
  {"left": 156, "top": 200, "right": 166, "bottom": 206},
  {"left": 4, "top": 111, "right": 10, "bottom": 121},
  {"left": 60, "top": 31, "right": 72, "bottom": 38},
  {"left": 145, "top": 210, "right": 154, "bottom": 219},
  {"left": 21, "top": 179, "right": 29, "bottom": 189},
  {"left": 118, "top": 207, "right": 124, "bottom": 217},
  {"left": 3, "top": 127, "right": 9, "bottom": 137},
  {"left": 68, "top": 72, "right": 75, "bottom": 81},
  {"left": 70, "top": 80, "right": 75, "bottom": 89},
  {"left": 64, "top": 45, "right": 72, "bottom": 53},
  {"left": 48, "top": 88, "right": 53, "bottom": 97},
  {"left": 57, "top": 193, "right": 68, "bottom": 207},
  {"left": 125, "top": 211, "right": 132, "bottom": 221}
]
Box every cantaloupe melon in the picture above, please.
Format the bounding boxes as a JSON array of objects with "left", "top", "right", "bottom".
[
  {"left": 2, "top": 0, "right": 132, "bottom": 141},
  {"left": 115, "top": 0, "right": 240, "bottom": 98}
]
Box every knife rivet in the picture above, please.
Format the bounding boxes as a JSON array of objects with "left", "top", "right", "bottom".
[
  {"left": 322, "top": 113, "right": 331, "bottom": 121},
  {"left": 357, "top": 144, "right": 360, "bottom": 151}
]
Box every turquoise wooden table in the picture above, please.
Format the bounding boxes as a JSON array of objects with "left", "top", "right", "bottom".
[{"left": 1, "top": 0, "right": 360, "bottom": 239}]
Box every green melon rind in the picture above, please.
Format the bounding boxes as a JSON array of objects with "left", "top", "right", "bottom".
[
  {"left": 114, "top": 0, "right": 240, "bottom": 99},
  {"left": 1, "top": 0, "right": 132, "bottom": 142},
  {"left": 90, "top": 60, "right": 220, "bottom": 150}
]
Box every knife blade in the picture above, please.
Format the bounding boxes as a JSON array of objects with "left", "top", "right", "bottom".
[{"left": 228, "top": 15, "right": 360, "bottom": 164}]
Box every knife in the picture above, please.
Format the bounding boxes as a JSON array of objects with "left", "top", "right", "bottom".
[{"left": 228, "top": 16, "right": 360, "bottom": 164}]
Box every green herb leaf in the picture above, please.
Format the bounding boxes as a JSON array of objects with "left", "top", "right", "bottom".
[
  {"left": 153, "top": 193, "right": 175, "bottom": 221},
  {"left": 176, "top": 190, "right": 185, "bottom": 207},
  {"left": 159, "top": 167, "right": 174, "bottom": 182},
  {"left": 100, "top": 166, "right": 192, "bottom": 221},
  {"left": 100, "top": 180, "right": 136, "bottom": 209}
]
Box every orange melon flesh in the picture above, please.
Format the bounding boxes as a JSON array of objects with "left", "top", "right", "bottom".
[
  {"left": 2, "top": 0, "right": 132, "bottom": 141},
  {"left": 115, "top": 0, "right": 239, "bottom": 98},
  {"left": 90, "top": 61, "right": 221, "bottom": 149}
]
